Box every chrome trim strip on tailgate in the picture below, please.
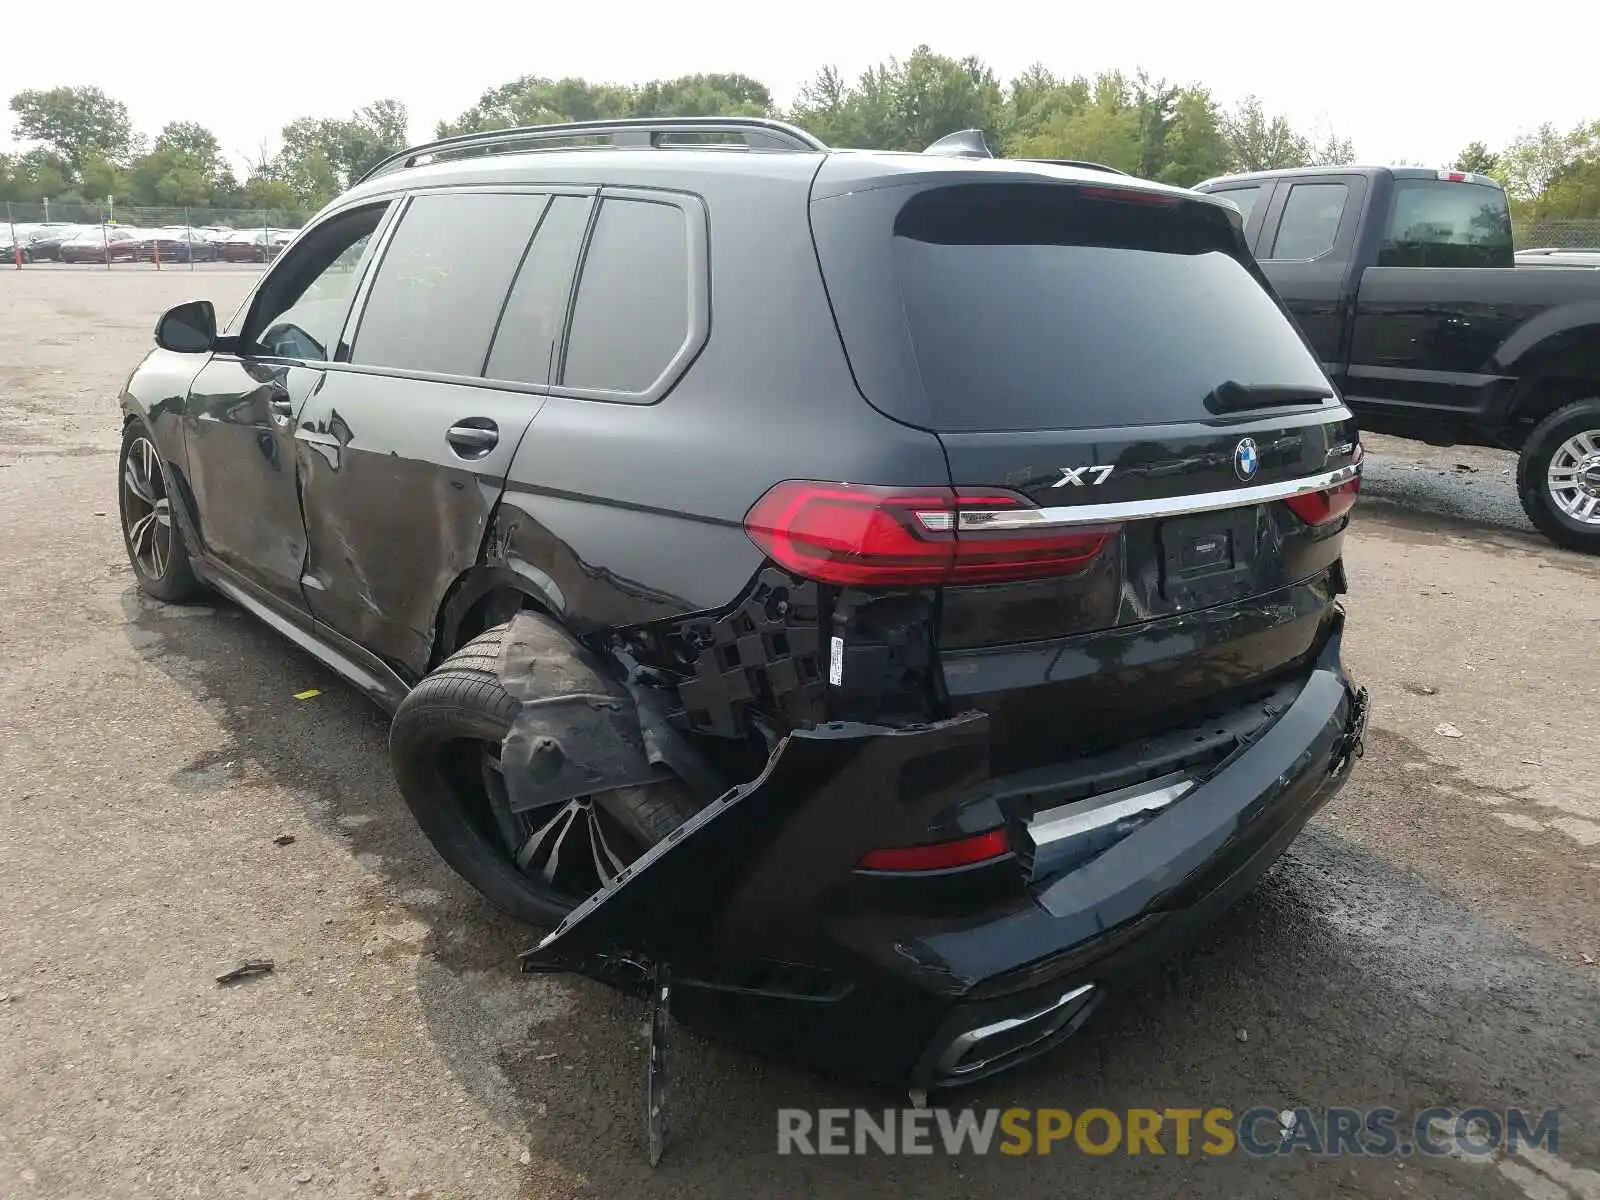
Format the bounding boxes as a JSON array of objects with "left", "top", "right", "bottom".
[{"left": 957, "top": 463, "right": 1361, "bottom": 530}]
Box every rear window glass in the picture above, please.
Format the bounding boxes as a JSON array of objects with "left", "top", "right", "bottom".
[
  {"left": 890, "top": 185, "right": 1329, "bottom": 432},
  {"left": 1380, "top": 180, "right": 1513, "bottom": 267}
]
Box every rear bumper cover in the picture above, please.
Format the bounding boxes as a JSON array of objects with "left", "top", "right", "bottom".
[{"left": 524, "top": 618, "right": 1366, "bottom": 1088}]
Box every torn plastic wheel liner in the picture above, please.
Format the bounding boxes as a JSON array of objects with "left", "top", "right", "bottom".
[{"left": 496, "top": 612, "right": 672, "bottom": 815}]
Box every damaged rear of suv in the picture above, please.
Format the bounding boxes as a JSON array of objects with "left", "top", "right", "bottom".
[
  {"left": 120, "top": 118, "right": 1366, "bottom": 1102},
  {"left": 506, "top": 140, "right": 1368, "bottom": 1091}
]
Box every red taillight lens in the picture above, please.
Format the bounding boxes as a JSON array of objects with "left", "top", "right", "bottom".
[
  {"left": 743, "top": 481, "right": 1119, "bottom": 587},
  {"left": 1285, "top": 447, "right": 1362, "bottom": 527},
  {"left": 857, "top": 828, "right": 1011, "bottom": 872}
]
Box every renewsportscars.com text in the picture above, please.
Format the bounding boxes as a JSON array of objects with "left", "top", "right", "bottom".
[{"left": 776, "top": 1106, "right": 1560, "bottom": 1157}]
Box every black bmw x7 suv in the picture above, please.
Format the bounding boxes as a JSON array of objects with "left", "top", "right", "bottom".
[{"left": 119, "top": 116, "right": 1368, "bottom": 1089}]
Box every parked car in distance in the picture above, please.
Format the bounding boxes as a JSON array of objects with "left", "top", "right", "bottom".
[
  {"left": 21, "top": 225, "right": 85, "bottom": 261},
  {"left": 134, "top": 229, "right": 221, "bottom": 262},
  {"left": 217, "top": 229, "right": 292, "bottom": 262},
  {"left": 117, "top": 117, "right": 1368, "bottom": 1093},
  {"left": 1197, "top": 165, "right": 1600, "bottom": 553},
  {"left": 59, "top": 227, "right": 141, "bottom": 263}
]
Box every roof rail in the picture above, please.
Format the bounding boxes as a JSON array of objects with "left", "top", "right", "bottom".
[
  {"left": 919, "top": 131, "right": 1130, "bottom": 175},
  {"left": 359, "top": 117, "right": 829, "bottom": 184}
]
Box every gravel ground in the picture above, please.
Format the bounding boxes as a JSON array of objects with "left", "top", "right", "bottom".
[{"left": 1, "top": 269, "right": 1597, "bottom": 1199}]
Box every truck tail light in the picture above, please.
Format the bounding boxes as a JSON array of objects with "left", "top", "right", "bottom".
[{"left": 743, "top": 481, "right": 1119, "bottom": 587}]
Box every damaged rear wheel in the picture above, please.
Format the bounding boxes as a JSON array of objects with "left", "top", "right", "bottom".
[{"left": 389, "top": 622, "right": 701, "bottom": 927}]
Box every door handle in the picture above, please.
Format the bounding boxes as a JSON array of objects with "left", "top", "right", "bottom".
[
  {"left": 268, "top": 396, "right": 294, "bottom": 426},
  {"left": 446, "top": 421, "right": 499, "bottom": 457}
]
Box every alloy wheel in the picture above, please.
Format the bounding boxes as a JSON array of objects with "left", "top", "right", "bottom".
[
  {"left": 122, "top": 436, "right": 174, "bottom": 579},
  {"left": 479, "top": 743, "right": 638, "bottom": 899},
  {"left": 1545, "top": 428, "right": 1600, "bottom": 526}
]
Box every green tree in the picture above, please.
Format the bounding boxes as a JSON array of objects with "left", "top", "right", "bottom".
[
  {"left": 1223, "top": 96, "right": 1311, "bottom": 171},
  {"left": 0, "top": 148, "right": 72, "bottom": 203},
  {"left": 1497, "top": 121, "right": 1590, "bottom": 199},
  {"left": 9, "top": 86, "right": 134, "bottom": 170},
  {"left": 1453, "top": 140, "right": 1498, "bottom": 175},
  {"left": 268, "top": 100, "right": 410, "bottom": 206},
  {"left": 438, "top": 74, "right": 772, "bottom": 138},
  {"left": 1011, "top": 72, "right": 1144, "bottom": 172},
  {"left": 1313, "top": 132, "right": 1357, "bottom": 166},
  {"left": 790, "top": 47, "right": 1005, "bottom": 151},
  {"left": 1155, "top": 87, "right": 1232, "bottom": 185},
  {"left": 128, "top": 121, "right": 236, "bottom": 207}
]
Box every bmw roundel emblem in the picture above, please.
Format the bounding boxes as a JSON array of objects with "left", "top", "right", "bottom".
[{"left": 1234, "top": 438, "right": 1260, "bottom": 481}]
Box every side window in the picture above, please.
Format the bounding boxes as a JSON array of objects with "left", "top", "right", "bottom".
[
  {"left": 483, "top": 196, "right": 591, "bottom": 386},
  {"left": 561, "top": 197, "right": 691, "bottom": 395},
  {"left": 350, "top": 192, "right": 550, "bottom": 377},
  {"left": 247, "top": 204, "right": 389, "bottom": 361},
  {"left": 1267, "top": 182, "right": 1348, "bottom": 260},
  {"left": 1379, "top": 181, "right": 1514, "bottom": 268},
  {"left": 1215, "top": 185, "right": 1264, "bottom": 226}
]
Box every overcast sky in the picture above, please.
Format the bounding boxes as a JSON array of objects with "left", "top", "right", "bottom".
[{"left": 6, "top": 0, "right": 1593, "bottom": 170}]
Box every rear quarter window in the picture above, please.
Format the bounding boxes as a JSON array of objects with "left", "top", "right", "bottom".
[{"left": 559, "top": 196, "right": 695, "bottom": 397}]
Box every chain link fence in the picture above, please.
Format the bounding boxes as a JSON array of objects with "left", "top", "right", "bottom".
[
  {"left": 4, "top": 200, "right": 316, "bottom": 269},
  {"left": 1516, "top": 218, "right": 1600, "bottom": 250}
]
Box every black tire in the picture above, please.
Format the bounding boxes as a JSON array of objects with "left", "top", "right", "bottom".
[
  {"left": 119, "top": 418, "right": 205, "bottom": 602},
  {"left": 389, "top": 622, "right": 701, "bottom": 927},
  {"left": 1517, "top": 397, "right": 1600, "bottom": 555}
]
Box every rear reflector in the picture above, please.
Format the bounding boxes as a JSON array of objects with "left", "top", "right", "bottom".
[
  {"left": 857, "top": 828, "right": 1011, "bottom": 872},
  {"left": 744, "top": 481, "right": 1119, "bottom": 587}
]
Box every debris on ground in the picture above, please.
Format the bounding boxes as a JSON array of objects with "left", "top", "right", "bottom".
[
  {"left": 293, "top": 688, "right": 322, "bottom": 701},
  {"left": 273, "top": 834, "right": 296, "bottom": 847},
  {"left": 1435, "top": 722, "right": 1464, "bottom": 738},
  {"left": 1236, "top": 1028, "right": 1249, "bottom": 1042},
  {"left": 215, "top": 959, "right": 275, "bottom": 986},
  {"left": 1454, "top": 463, "right": 1478, "bottom": 473},
  {"left": 1583, "top": 953, "right": 1596, "bottom": 966}
]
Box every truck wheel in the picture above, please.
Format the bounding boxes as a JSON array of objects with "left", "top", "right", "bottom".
[
  {"left": 1518, "top": 398, "right": 1600, "bottom": 554},
  {"left": 389, "top": 622, "right": 702, "bottom": 927}
]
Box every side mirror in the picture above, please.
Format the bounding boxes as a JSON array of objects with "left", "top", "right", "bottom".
[{"left": 154, "top": 300, "right": 217, "bottom": 353}]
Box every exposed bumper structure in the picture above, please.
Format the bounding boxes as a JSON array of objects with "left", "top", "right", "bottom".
[{"left": 523, "top": 618, "right": 1367, "bottom": 1089}]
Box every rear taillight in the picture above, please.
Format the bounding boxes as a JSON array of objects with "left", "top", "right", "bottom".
[
  {"left": 1285, "top": 445, "right": 1362, "bottom": 526},
  {"left": 743, "top": 481, "right": 1119, "bottom": 587},
  {"left": 857, "top": 828, "right": 1011, "bottom": 872}
]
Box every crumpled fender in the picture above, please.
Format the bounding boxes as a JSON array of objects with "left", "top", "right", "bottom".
[{"left": 497, "top": 611, "right": 669, "bottom": 814}]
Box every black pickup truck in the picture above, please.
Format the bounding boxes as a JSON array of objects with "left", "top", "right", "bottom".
[{"left": 1195, "top": 165, "right": 1600, "bottom": 553}]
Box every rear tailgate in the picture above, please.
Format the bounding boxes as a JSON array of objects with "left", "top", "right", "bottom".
[{"left": 810, "top": 168, "right": 1360, "bottom": 768}]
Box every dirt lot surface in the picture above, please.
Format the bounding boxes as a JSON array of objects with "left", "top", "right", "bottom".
[{"left": 2, "top": 268, "right": 1598, "bottom": 1199}]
